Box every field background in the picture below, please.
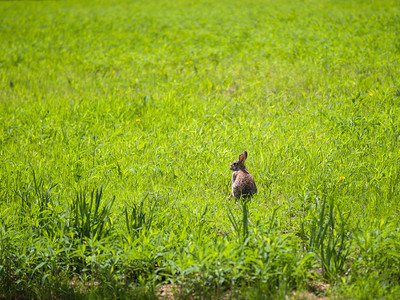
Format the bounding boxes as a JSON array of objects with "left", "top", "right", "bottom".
[{"left": 1, "top": 0, "right": 400, "bottom": 298}]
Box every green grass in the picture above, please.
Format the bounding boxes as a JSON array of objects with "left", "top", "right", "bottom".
[{"left": 1, "top": 0, "right": 400, "bottom": 298}]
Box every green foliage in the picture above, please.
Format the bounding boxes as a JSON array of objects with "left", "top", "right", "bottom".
[
  {"left": 70, "top": 188, "right": 115, "bottom": 242},
  {"left": 301, "top": 198, "right": 351, "bottom": 279},
  {"left": 1, "top": 0, "right": 400, "bottom": 298},
  {"left": 124, "top": 195, "right": 156, "bottom": 237}
]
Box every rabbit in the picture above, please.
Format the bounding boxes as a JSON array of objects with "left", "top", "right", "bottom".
[{"left": 229, "top": 151, "right": 257, "bottom": 199}]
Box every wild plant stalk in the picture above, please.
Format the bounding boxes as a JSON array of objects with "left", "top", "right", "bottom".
[
  {"left": 301, "top": 199, "right": 351, "bottom": 279},
  {"left": 70, "top": 187, "right": 115, "bottom": 242},
  {"left": 124, "top": 194, "right": 157, "bottom": 236}
]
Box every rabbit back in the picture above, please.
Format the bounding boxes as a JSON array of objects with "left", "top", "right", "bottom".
[{"left": 231, "top": 169, "right": 257, "bottom": 199}]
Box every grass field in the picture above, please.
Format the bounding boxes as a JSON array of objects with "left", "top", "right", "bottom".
[{"left": 1, "top": 0, "right": 400, "bottom": 298}]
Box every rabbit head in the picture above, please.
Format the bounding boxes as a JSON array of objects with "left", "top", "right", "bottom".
[{"left": 230, "top": 151, "right": 248, "bottom": 171}]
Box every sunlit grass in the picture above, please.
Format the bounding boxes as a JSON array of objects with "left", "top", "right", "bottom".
[{"left": 1, "top": 0, "right": 400, "bottom": 298}]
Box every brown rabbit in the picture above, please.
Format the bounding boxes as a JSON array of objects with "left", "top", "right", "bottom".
[{"left": 230, "top": 151, "right": 257, "bottom": 199}]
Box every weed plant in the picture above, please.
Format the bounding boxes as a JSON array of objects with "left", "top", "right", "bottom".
[{"left": 1, "top": 0, "right": 400, "bottom": 298}]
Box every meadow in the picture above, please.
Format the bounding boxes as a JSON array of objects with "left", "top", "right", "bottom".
[{"left": 1, "top": 0, "right": 400, "bottom": 298}]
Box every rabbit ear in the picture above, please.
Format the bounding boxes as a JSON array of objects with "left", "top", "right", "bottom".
[
  {"left": 239, "top": 152, "right": 246, "bottom": 163},
  {"left": 244, "top": 151, "right": 248, "bottom": 160}
]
